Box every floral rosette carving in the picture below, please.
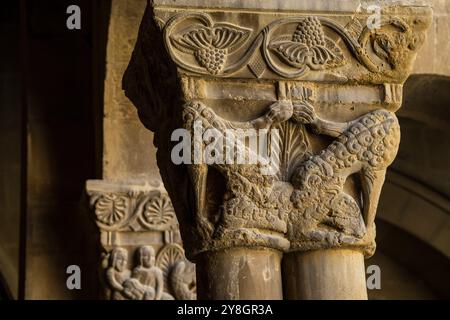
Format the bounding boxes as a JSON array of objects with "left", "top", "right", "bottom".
[
  {"left": 94, "top": 194, "right": 129, "bottom": 227},
  {"left": 269, "top": 17, "right": 345, "bottom": 71},
  {"left": 139, "top": 194, "right": 177, "bottom": 231},
  {"left": 170, "top": 22, "right": 252, "bottom": 75}
]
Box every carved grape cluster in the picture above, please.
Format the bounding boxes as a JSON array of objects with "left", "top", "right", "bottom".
[
  {"left": 194, "top": 47, "right": 226, "bottom": 75},
  {"left": 293, "top": 17, "right": 326, "bottom": 47}
]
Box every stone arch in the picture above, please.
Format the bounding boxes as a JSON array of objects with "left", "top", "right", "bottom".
[{"left": 368, "top": 74, "right": 450, "bottom": 299}]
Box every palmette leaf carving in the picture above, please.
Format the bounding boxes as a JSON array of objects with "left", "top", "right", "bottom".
[
  {"left": 269, "top": 17, "right": 345, "bottom": 70},
  {"left": 140, "top": 194, "right": 177, "bottom": 230},
  {"left": 95, "top": 194, "right": 128, "bottom": 226},
  {"left": 170, "top": 23, "right": 252, "bottom": 74},
  {"left": 88, "top": 189, "right": 178, "bottom": 232}
]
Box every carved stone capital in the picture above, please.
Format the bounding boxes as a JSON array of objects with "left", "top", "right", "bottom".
[
  {"left": 86, "top": 180, "right": 196, "bottom": 300},
  {"left": 123, "top": 1, "right": 431, "bottom": 259}
]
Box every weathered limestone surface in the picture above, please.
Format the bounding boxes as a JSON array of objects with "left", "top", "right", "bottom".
[
  {"left": 413, "top": 0, "right": 450, "bottom": 75},
  {"left": 123, "top": 0, "right": 431, "bottom": 299},
  {"left": 103, "top": 0, "right": 160, "bottom": 182},
  {"left": 283, "top": 249, "right": 368, "bottom": 300}
]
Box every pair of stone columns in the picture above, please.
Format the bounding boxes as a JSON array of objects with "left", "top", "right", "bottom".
[{"left": 115, "top": 0, "right": 430, "bottom": 300}]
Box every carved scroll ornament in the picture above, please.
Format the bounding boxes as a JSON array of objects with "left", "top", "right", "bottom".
[{"left": 163, "top": 12, "right": 430, "bottom": 80}]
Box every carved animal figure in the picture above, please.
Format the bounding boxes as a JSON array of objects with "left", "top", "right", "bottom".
[
  {"left": 289, "top": 108, "right": 400, "bottom": 251},
  {"left": 182, "top": 101, "right": 293, "bottom": 243},
  {"left": 170, "top": 260, "right": 197, "bottom": 300}
]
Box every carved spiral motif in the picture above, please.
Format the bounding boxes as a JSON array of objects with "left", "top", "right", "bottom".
[
  {"left": 141, "top": 194, "right": 176, "bottom": 230},
  {"left": 95, "top": 194, "right": 128, "bottom": 226}
]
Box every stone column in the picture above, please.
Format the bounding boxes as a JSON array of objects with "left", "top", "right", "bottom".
[{"left": 123, "top": 0, "right": 431, "bottom": 300}]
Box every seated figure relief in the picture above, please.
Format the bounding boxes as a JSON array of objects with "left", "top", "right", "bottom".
[
  {"left": 105, "top": 245, "right": 195, "bottom": 300},
  {"left": 105, "top": 247, "right": 131, "bottom": 300}
]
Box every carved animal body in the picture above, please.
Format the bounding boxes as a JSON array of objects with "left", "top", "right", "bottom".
[
  {"left": 170, "top": 260, "right": 197, "bottom": 300},
  {"left": 182, "top": 101, "right": 292, "bottom": 239},
  {"left": 183, "top": 100, "right": 400, "bottom": 254},
  {"left": 289, "top": 109, "right": 400, "bottom": 251}
]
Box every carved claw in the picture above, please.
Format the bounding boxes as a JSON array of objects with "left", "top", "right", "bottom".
[
  {"left": 360, "top": 168, "right": 387, "bottom": 231},
  {"left": 292, "top": 100, "right": 354, "bottom": 138},
  {"left": 251, "top": 100, "right": 293, "bottom": 129},
  {"left": 292, "top": 100, "right": 318, "bottom": 125},
  {"left": 187, "top": 164, "right": 214, "bottom": 238}
]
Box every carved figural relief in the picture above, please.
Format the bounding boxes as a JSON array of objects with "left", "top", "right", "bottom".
[
  {"left": 182, "top": 100, "right": 294, "bottom": 253},
  {"left": 163, "top": 12, "right": 429, "bottom": 79},
  {"left": 105, "top": 245, "right": 196, "bottom": 300},
  {"left": 87, "top": 181, "right": 197, "bottom": 300},
  {"left": 289, "top": 105, "right": 400, "bottom": 255},
  {"left": 179, "top": 98, "right": 400, "bottom": 256}
]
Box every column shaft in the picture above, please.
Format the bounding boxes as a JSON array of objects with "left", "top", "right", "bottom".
[
  {"left": 196, "top": 248, "right": 283, "bottom": 300},
  {"left": 283, "top": 249, "right": 367, "bottom": 300}
]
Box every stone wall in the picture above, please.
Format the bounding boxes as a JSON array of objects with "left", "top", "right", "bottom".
[
  {"left": 414, "top": 0, "right": 450, "bottom": 75},
  {"left": 102, "top": 0, "right": 160, "bottom": 182}
]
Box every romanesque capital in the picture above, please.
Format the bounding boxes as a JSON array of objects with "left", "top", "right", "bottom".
[
  {"left": 86, "top": 180, "right": 196, "bottom": 300},
  {"left": 123, "top": 0, "right": 432, "bottom": 260}
]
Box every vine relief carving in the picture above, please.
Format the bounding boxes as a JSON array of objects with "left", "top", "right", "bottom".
[
  {"left": 170, "top": 21, "right": 252, "bottom": 75},
  {"left": 163, "top": 12, "right": 430, "bottom": 79},
  {"left": 105, "top": 245, "right": 196, "bottom": 300}
]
